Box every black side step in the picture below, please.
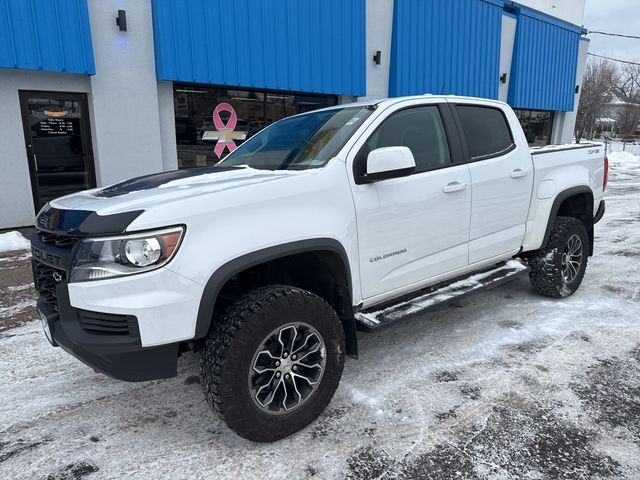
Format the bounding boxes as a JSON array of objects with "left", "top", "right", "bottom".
[{"left": 354, "top": 259, "right": 529, "bottom": 331}]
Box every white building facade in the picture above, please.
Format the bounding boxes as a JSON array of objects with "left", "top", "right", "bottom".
[{"left": 0, "top": 0, "right": 588, "bottom": 229}]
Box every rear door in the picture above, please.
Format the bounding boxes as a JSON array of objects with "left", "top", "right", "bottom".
[
  {"left": 349, "top": 100, "right": 471, "bottom": 301},
  {"left": 451, "top": 102, "right": 534, "bottom": 263}
]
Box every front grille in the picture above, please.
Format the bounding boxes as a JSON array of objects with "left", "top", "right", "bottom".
[
  {"left": 33, "top": 260, "right": 65, "bottom": 312},
  {"left": 78, "top": 310, "right": 139, "bottom": 337},
  {"left": 36, "top": 230, "right": 77, "bottom": 248}
]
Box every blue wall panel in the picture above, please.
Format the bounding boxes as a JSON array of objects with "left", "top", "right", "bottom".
[
  {"left": 0, "top": 0, "right": 95, "bottom": 74},
  {"left": 151, "top": 0, "right": 366, "bottom": 96},
  {"left": 507, "top": 9, "right": 580, "bottom": 111},
  {"left": 389, "top": 0, "right": 503, "bottom": 99}
]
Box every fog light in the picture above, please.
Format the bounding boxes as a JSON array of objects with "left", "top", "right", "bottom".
[{"left": 124, "top": 238, "right": 161, "bottom": 266}]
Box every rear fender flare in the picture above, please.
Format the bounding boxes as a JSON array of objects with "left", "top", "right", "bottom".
[{"left": 542, "top": 186, "right": 594, "bottom": 255}]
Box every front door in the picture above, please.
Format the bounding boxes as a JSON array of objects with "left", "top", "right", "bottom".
[
  {"left": 349, "top": 103, "right": 472, "bottom": 301},
  {"left": 19, "top": 91, "right": 96, "bottom": 212}
]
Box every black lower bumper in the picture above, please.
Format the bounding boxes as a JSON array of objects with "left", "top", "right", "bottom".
[{"left": 39, "top": 285, "right": 179, "bottom": 382}]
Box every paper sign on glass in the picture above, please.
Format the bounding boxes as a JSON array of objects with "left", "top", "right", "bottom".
[{"left": 202, "top": 103, "right": 247, "bottom": 158}]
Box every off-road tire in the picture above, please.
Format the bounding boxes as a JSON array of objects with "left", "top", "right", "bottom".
[
  {"left": 528, "top": 216, "right": 589, "bottom": 298},
  {"left": 200, "top": 285, "right": 345, "bottom": 442}
]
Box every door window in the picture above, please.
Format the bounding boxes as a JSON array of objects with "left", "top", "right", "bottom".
[
  {"left": 356, "top": 106, "right": 451, "bottom": 178},
  {"left": 456, "top": 105, "right": 515, "bottom": 160}
]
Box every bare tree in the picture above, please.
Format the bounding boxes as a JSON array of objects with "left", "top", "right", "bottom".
[
  {"left": 574, "top": 58, "right": 616, "bottom": 143},
  {"left": 610, "top": 64, "right": 640, "bottom": 136}
]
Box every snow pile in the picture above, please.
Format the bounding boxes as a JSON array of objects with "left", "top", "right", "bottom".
[
  {"left": 606, "top": 140, "right": 640, "bottom": 156},
  {"left": 0, "top": 231, "right": 30, "bottom": 253},
  {"left": 608, "top": 151, "right": 640, "bottom": 173}
]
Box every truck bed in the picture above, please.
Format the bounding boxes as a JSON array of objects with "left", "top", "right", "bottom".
[
  {"left": 519, "top": 141, "right": 606, "bottom": 253},
  {"left": 529, "top": 143, "right": 605, "bottom": 190}
]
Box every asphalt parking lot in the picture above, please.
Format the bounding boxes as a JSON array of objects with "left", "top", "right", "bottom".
[{"left": 1, "top": 154, "right": 639, "bottom": 479}]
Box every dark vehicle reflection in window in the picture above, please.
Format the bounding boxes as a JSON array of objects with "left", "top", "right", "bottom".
[
  {"left": 514, "top": 109, "right": 554, "bottom": 147},
  {"left": 175, "top": 117, "right": 198, "bottom": 145}
]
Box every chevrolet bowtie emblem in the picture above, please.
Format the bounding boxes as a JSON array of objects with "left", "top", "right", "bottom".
[{"left": 52, "top": 271, "right": 63, "bottom": 282}]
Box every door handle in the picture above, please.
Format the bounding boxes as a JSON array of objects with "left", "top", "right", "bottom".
[
  {"left": 33, "top": 153, "right": 39, "bottom": 172},
  {"left": 510, "top": 168, "right": 528, "bottom": 178},
  {"left": 442, "top": 181, "right": 467, "bottom": 193}
]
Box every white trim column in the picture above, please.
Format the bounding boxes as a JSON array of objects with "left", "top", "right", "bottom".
[
  {"left": 498, "top": 14, "right": 517, "bottom": 103},
  {"left": 87, "top": 0, "right": 164, "bottom": 186},
  {"left": 363, "top": 0, "right": 395, "bottom": 99}
]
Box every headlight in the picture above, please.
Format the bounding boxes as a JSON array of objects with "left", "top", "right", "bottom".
[{"left": 70, "top": 226, "right": 184, "bottom": 282}]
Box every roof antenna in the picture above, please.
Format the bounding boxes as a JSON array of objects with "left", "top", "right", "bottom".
[{"left": 440, "top": 83, "right": 446, "bottom": 95}]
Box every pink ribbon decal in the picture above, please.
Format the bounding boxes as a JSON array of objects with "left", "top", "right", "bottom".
[{"left": 209, "top": 102, "right": 247, "bottom": 158}]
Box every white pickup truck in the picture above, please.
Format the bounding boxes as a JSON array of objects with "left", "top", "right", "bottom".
[{"left": 31, "top": 95, "right": 607, "bottom": 441}]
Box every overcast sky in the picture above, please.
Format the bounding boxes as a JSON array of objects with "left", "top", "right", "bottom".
[{"left": 583, "top": 0, "right": 640, "bottom": 63}]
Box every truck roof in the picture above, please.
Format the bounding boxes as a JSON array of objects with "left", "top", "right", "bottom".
[{"left": 313, "top": 94, "right": 511, "bottom": 113}]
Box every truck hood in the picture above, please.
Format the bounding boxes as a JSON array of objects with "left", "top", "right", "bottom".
[{"left": 50, "top": 165, "right": 314, "bottom": 215}]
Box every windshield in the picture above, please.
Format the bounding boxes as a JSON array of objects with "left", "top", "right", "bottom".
[{"left": 219, "top": 106, "right": 373, "bottom": 170}]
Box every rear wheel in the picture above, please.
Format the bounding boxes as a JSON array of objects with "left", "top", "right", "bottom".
[
  {"left": 200, "top": 285, "right": 345, "bottom": 442},
  {"left": 528, "top": 216, "right": 589, "bottom": 298}
]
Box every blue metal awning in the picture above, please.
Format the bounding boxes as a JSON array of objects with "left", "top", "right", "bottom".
[
  {"left": 0, "top": 0, "right": 95, "bottom": 74},
  {"left": 389, "top": 0, "right": 503, "bottom": 99},
  {"left": 151, "top": 0, "right": 366, "bottom": 97},
  {"left": 507, "top": 6, "right": 581, "bottom": 111}
]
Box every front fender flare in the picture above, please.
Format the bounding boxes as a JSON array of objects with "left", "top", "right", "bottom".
[{"left": 194, "top": 238, "right": 356, "bottom": 354}]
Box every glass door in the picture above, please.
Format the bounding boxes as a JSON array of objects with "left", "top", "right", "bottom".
[{"left": 19, "top": 91, "right": 96, "bottom": 212}]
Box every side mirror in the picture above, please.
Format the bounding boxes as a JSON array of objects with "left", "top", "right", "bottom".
[{"left": 364, "top": 146, "right": 416, "bottom": 182}]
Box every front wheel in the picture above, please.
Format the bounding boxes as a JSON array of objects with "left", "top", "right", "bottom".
[
  {"left": 528, "top": 216, "right": 589, "bottom": 298},
  {"left": 200, "top": 285, "right": 345, "bottom": 442}
]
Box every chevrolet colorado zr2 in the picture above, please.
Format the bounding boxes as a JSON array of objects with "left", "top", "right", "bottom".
[{"left": 31, "top": 95, "right": 607, "bottom": 441}]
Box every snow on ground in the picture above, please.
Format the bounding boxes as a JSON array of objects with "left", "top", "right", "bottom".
[
  {"left": 609, "top": 150, "right": 640, "bottom": 174},
  {"left": 0, "top": 231, "right": 30, "bottom": 253},
  {"left": 1, "top": 158, "right": 640, "bottom": 479},
  {"left": 0, "top": 240, "right": 35, "bottom": 333}
]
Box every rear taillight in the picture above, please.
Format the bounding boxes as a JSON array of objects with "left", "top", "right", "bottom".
[{"left": 603, "top": 155, "right": 609, "bottom": 191}]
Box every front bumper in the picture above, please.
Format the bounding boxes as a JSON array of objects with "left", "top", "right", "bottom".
[
  {"left": 31, "top": 223, "right": 201, "bottom": 382},
  {"left": 39, "top": 284, "right": 179, "bottom": 382}
]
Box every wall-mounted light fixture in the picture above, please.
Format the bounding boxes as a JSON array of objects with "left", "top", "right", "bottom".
[
  {"left": 373, "top": 50, "right": 382, "bottom": 65},
  {"left": 500, "top": 73, "right": 508, "bottom": 84},
  {"left": 575, "top": 85, "right": 580, "bottom": 94},
  {"left": 116, "top": 10, "right": 127, "bottom": 31}
]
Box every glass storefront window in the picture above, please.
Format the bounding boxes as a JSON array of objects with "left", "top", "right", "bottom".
[
  {"left": 174, "top": 84, "right": 338, "bottom": 168},
  {"left": 514, "top": 109, "right": 554, "bottom": 147}
]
